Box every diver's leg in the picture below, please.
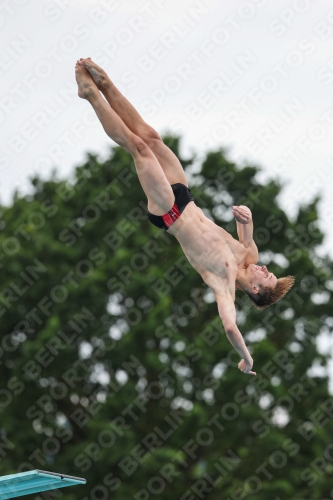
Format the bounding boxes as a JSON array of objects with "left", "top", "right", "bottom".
[
  {"left": 76, "top": 63, "right": 174, "bottom": 215},
  {"left": 78, "top": 58, "right": 189, "bottom": 186}
]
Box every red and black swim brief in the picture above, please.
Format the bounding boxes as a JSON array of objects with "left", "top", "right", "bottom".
[{"left": 147, "top": 183, "right": 194, "bottom": 230}]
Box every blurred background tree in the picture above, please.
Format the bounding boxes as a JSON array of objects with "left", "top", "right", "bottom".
[{"left": 0, "top": 136, "right": 332, "bottom": 500}]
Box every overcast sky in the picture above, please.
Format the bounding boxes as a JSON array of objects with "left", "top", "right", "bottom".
[{"left": 2, "top": 0, "right": 333, "bottom": 260}]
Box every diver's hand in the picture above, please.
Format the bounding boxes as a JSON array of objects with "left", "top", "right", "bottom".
[
  {"left": 232, "top": 205, "right": 252, "bottom": 225},
  {"left": 238, "top": 358, "right": 256, "bottom": 376}
]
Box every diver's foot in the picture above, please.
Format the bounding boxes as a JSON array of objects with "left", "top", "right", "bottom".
[
  {"left": 78, "top": 57, "right": 110, "bottom": 90},
  {"left": 75, "top": 62, "right": 98, "bottom": 100}
]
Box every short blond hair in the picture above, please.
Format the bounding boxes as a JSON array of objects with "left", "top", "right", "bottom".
[{"left": 245, "top": 276, "right": 295, "bottom": 310}]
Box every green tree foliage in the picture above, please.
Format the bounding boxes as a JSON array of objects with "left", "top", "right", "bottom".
[{"left": 0, "top": 137, "right": 332, "bottom": 500}]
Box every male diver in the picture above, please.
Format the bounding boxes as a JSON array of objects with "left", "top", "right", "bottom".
[{"left": 75, "top": 58, "right": 294, "bottom": 376}]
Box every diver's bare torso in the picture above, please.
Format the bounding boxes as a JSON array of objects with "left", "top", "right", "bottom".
[{"left": 167, "top": 201, "right": 251, "bottom": 298}]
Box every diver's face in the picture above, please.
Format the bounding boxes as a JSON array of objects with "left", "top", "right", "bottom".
[{"left": 249, "top": 264, "right": 277, "bottom": 292}]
